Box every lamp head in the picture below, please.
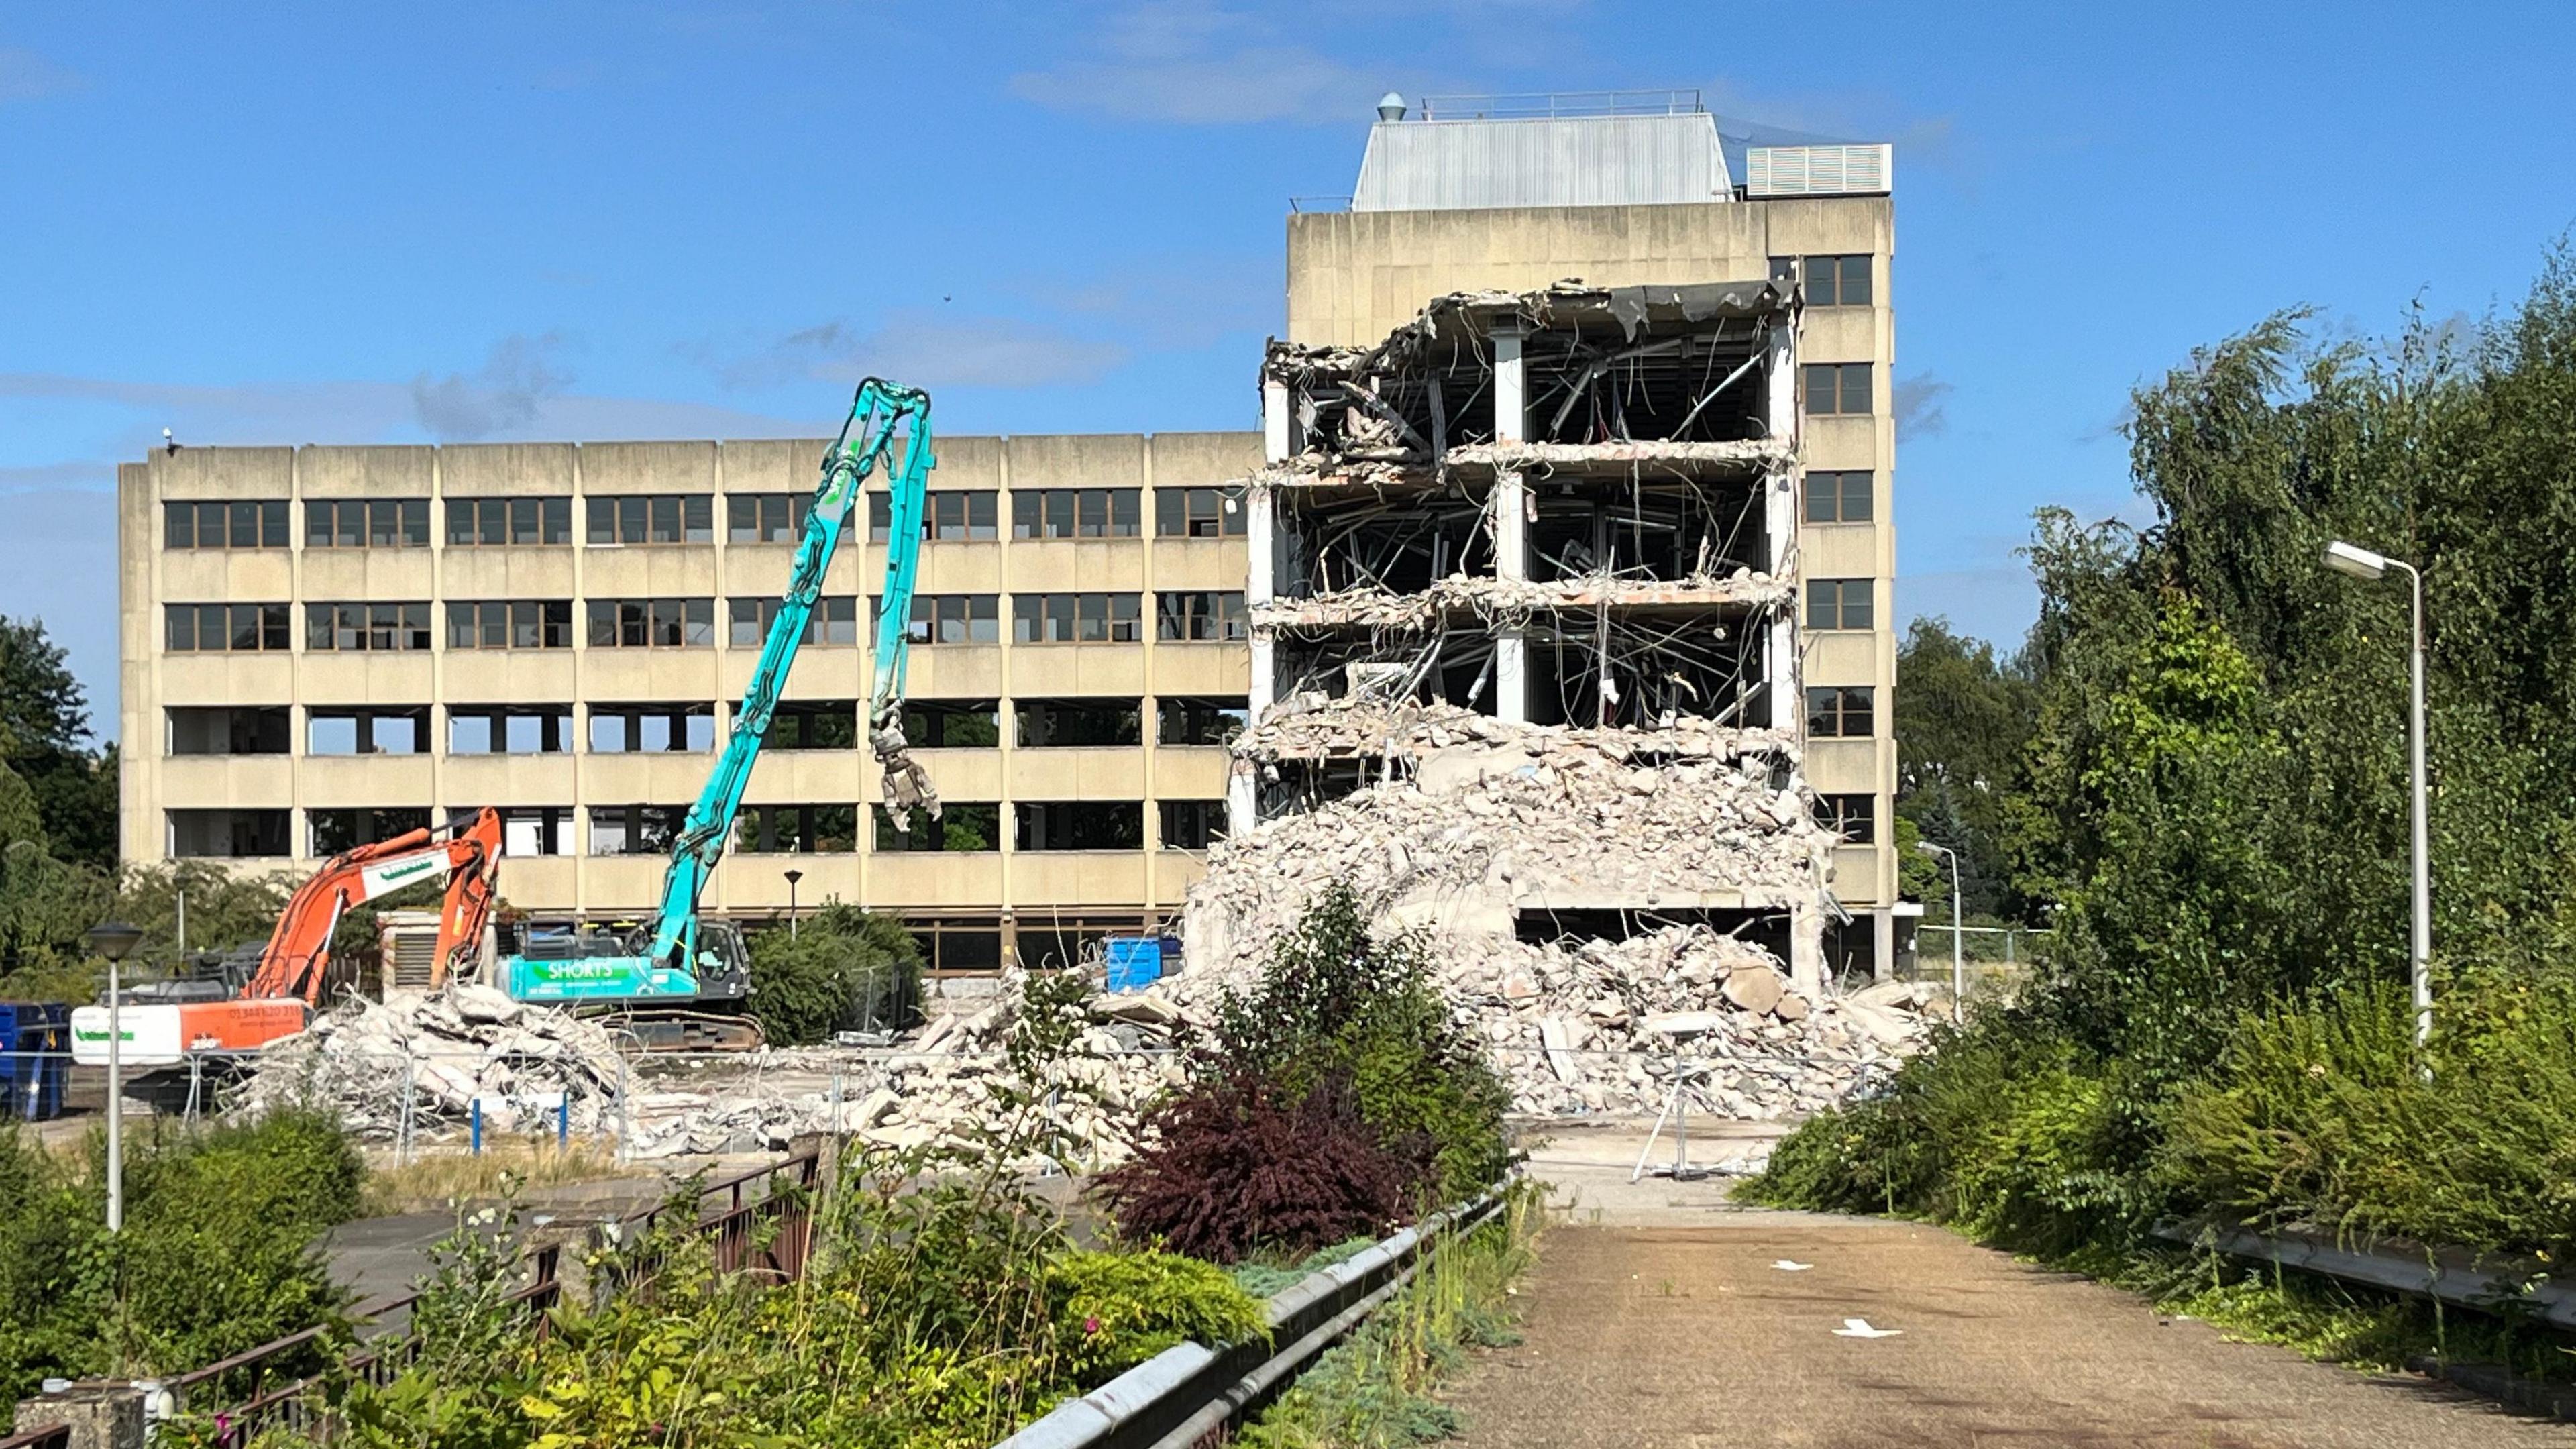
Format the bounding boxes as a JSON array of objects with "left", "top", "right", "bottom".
[
  {"left": 1915, "top": 841, "right": 1945, "bottom": 858},
  {"left": 85, "top": 920, "right": 144, "bottom": 963},
  {"left": 1377, "top": 91, "right": 1408, "bottom": 122},
  {"left": 2324, "top": 539, "right": 2390, "bottom": 581},
  {"left": 783, "top": 869, "right": 804, "bottom": 886}
]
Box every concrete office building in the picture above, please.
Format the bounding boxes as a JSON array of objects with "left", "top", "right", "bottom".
[
  {"left": 117, "top": 432, "right": 1259, "bottom": 971},
  {"left": 117, "top": 88, "right": 1899, "bottom": 976},
  {"left": 1236, "top": 91, "right": 1902, "bottom": 975}
]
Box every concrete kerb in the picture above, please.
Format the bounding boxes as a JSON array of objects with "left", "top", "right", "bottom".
[{"left": 996, "top": 1193, "right": 1503, "bottom": 1449}]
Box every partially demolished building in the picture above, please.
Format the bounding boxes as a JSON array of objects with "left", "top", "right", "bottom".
[{"left": 1189, "top": 91, "right": 1900, "bottom": 998}]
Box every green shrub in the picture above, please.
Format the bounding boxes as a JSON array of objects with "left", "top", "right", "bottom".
[
  {"left": 747, "top": 900, "right": 922, "bottom": 1045},
  {"left": 2162, "top": 976, "right": 2576, "bottom": 1257},
  {"left": 0, "top": 1110, "right": 364, "bottom": 1401},
  {"left": 1210, "top": 884, "right": 1512, "bottom": 1205}
]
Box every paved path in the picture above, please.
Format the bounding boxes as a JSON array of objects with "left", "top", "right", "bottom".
[{"left": 1444, "top": 1124, "right": 2576, "bottom": 1448}]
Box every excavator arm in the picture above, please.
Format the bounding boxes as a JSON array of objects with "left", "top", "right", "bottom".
[
  {"left": 247, "top": 806, "right": 504, "bottom": 1004},
  {"left": 642, "top": 378, "right": 939, "bottom": 976}
]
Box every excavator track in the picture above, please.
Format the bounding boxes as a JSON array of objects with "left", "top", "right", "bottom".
[{"left": 585, "top": 1009, "right": 768, "bottom": 1053}]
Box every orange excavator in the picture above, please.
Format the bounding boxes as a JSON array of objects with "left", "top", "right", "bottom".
[{"left": 70, "top": 808, "right": 504, "bottom": 1067}]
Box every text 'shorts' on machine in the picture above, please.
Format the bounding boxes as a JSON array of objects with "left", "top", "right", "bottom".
[
  {"left": 70, "top": 808, "right": 504, "bottom": 1065},
  {"left": 494, "top": 379, "right": 941, "bottom": 1049}
]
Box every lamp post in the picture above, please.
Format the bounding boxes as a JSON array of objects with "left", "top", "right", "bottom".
[
  {"left": 83, "top": 920, "right": 144, "bottom": 1232},
  {"left": 1915, "top": 841, "right": 1964, "bottom": 1022},
  {"left": 784, "top": 869, "right": 804, "bottom": 940},
  {"left": 2324, "top": 539, "right": 2432, "bottom": 1053}
]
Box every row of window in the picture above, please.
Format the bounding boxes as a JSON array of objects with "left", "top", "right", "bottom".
[
  {"left": 166, "top": 486, "right": 1250, "bottom": 551},
  {"left": 166, "top": 800, "right": 1227, "bottom": 859},
  {"left": 164, "top": 592, "right": 1253, "bottom": 652},
  {"left": 166, "top": 697, "right": 1251, "bottom": 757}
]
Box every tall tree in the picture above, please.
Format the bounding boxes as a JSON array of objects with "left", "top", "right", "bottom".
[
  {"left": 1894, "top": 617, "right": 2038, "bottom": 920},
  {"left": 0, "top": 619, "right": 117, "bottom": 871}
]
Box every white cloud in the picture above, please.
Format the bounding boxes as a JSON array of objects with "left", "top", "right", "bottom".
[
  {"left": 411, "top": 333, "right": 573, "bottom": 441},
  {"left": 707, "top": 312, "right": 1129, "bottom": 392},
  {"left": 1012, "top": 1, "right": 1390, "bottom": 125},
  {"left": 1893, "top": 372, "right": 1953, "bottom": 443},
  {"left": 0, "top": 47, "right": 83, "bottom": 105},
  {"left": 0, "top": 357, "right": 811, "bottom": 452}
]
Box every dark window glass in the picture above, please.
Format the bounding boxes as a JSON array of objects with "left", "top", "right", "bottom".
[
  {"left": 649, "top": 496, "right": 680, "bottom": 544},
  {"left": 164, "top": 606, "right": 194, "bottom": 651},
  {"left": 1155, "top": 591, "right": 1248, "bottom": 641},
  {"left": 1045, "top": 490, "right": 1075, "bottom": 539},
  {"left": 1156, "top": 696, "right": 1249, "bottom": 745},
  {"left": 1011, "top": 491, "right": 1042, "bottom": 539},
  {"left": 164, "top": 501, "right": 195, "bottom": 548},
  {"left": 899, "top": 699, "right": 1000, "bottom": 747},
  {"left": 1012, "top": 801, "right": 1145, "bottom": 851},
  {"left": 1014, "top": 698, "right": 1142, "bottom": 747},
  {"left": 1109, "top": 489, "right": 1139, "bottom": 537},
  {"left": 1815, "top": 793, "right": 1876, "bottom": 845},
  {"left": 874, "top": 802, "right": 1000, "bottom": 852},
  {"left": 1806, "top": 578, "right": 1874, "bottom": 631},
  {"left": 1158, "top": 800, "right": 1227, "bottom": 850},
  {"left": 1805, "top": 470, "right": 1876, "bottom": 524},
  {"left": 1805, "top": 686, "right": 1874, "bottom": 738},
  {"left": 1838, "top": 254, "right": 1872, "bottom": 307},
  {"left": 262, "top": 500, "right": 289, "bottom": 547}
]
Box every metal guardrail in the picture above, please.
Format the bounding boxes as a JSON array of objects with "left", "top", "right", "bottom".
[
  {"left": 999, "top": 1193, "right": 1504, "bottom": 1449},
  {"left": 2158, "top": 1221, "right": 2576, "bottom": 1328}
]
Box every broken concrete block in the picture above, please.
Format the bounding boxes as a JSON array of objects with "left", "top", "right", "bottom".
[
  {"left": 1773, "top": 991, "right": 1811, "bottom": 1022},
  {"left": 1721, "top": 966, "right": 1786, "bottom": 1016}
]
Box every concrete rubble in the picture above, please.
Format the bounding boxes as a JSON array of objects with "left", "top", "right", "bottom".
[
  {"left": 238, "top": 979, "right": 1191, "bottom": 1167},
  {"left": 1179, "top": 696, "right": 1929, "bottom": 1119}
]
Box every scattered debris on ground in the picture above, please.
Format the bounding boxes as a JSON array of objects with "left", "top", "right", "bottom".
[{"left": 239, "top": 981, "right": 1190, "bottom": 1166}]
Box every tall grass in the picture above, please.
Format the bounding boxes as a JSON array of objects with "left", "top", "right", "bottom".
[{"left": 1240, "top": 1183, "right": 1542, "bottom": 1449}]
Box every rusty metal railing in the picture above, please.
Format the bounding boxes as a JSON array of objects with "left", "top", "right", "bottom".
[
  {"left": 168, "top": 1148, "right": 818, "bottom": 1444},
  {"left": 0, "top": 1422, "right": 71, "bottom": 1449}
]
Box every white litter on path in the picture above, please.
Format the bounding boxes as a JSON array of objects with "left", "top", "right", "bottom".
[
  {"left": 1771, "top": 1260, "right": 1813, "bottom": 1271},
  {"left": 1833, "top": 1318, "right": 1902, "bottom": 1338}
]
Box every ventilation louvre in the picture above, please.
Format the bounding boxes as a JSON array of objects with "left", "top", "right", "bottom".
[{"left": 1745, "top": 144, "right": 1893, "bottom": 198}]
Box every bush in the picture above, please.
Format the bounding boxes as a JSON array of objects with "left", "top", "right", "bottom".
[
  {"left": 747, "top": 900, "right": 922, "bottom": 1045},
  {"left": 1101, "top": 885, "right": 1512, "bottom": 1263},
  {"left": 0, "top": 1110, "right": 364, "bottom": 1401},
  {"left": 1210, "top": 885, "right": 1512, "bottom": 1205},
  {"left": 1099, "top": 1072, "right": 1415, "bottom": 1262}
]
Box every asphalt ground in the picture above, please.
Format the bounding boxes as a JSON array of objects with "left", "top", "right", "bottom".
[{"left": 1444, "top": 1124, "right": 2576, "bottom": 1448}]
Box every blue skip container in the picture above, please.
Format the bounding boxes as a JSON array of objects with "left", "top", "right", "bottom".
[
  {"left": 0, "top": 1002, "right": 70, "bottom": 1122},
  {"left": 1102, "top": 936, "right": 1175, "bottom": 993}
]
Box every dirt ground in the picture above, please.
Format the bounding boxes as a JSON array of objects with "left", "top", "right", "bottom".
[{"left": 1441, "top": 1124, "right": 2576, "bottom": 1448}]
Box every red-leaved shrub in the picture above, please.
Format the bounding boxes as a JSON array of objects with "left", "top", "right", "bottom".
[{"left": 1097, "top": 1071, "right": 1413, "bottom": 1262}]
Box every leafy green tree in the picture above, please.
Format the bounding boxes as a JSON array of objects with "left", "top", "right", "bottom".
[
  {"left": 746, "top": 900, "right": 923, "bottom": 1044},
  {"left": 1894, "top": 617, "right": 2039, "bottom": 920},
  {"left": 0, "top": 619, "right": 117, "bottom": 872}
]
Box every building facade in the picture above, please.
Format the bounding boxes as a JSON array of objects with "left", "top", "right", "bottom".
[
  {"left": 116, "top": 431, "right": 1258, "bottom": 971},
  {"left": 114, "top": 92, "right": 1900, "bottom": 977},
  {"left": 1243, "top": 95, "right": 1901, "bottom": 974}
]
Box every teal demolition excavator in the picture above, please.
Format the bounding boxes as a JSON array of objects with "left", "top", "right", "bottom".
[{"left": 494, "top": 379, "right": 943, "bottom": 1048}]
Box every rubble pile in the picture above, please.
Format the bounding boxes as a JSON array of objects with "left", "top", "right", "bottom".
[
  {"left": 239, "top": 983, "right": 629, "bottom": 1136},
  {"left": 1187, "top": 722, "right": 1838, "bottom": 977},
  {"left": 1445, "top": 926, "right": 1933, "bottom": 1118},
  {"left": 239, "top": 981, "right": 1191, "bottom": 1166}
]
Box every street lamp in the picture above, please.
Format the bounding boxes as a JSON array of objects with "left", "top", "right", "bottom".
[
  {"left": 83, "top": 920, "right": 144, "bottom": 1233},
  {"left": 2324, "top": 538, "right": 2432, "bottom": 1053},
  {"left": 1915, "top": 841, "right": 1964, "bottom": 1022},
  {"left": 784, "top": 869, "right": 804, "bottom": 940}
]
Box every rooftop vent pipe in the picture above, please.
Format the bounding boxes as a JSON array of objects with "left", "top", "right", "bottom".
[{"left": 1377, "top": 91, "right": 1407, "bottom": 122}]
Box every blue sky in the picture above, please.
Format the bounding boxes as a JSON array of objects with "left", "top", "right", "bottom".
[{"left": 5, "top": 1, "right": 2573, "bottom": 740}]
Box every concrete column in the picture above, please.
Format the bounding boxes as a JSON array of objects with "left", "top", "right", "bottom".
[
  {"left": 1491, "top": 327, "right": 1529, "bottom": 726},
  {"left": 1226, "top": 761, "right": 1256, "bottom": 839},
  {"left": 1789, "top": 897, "right": 1825, "bottom": 999},
  {"left": 1872, "top": 906, "right": 1896, "bottom": 983},
  {"left": 1764, "top": 316, "right": 1801, "bottom": 733}
]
